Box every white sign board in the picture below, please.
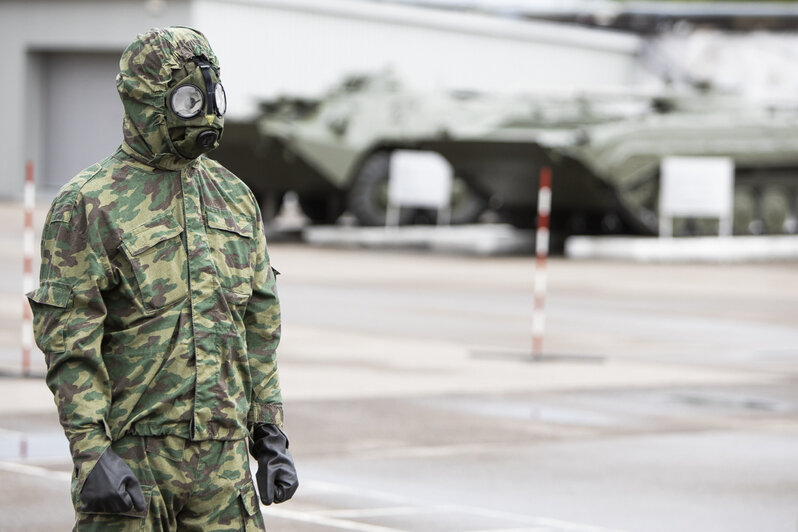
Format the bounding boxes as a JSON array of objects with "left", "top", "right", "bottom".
[
  {"left": 389, "top": 150, "right": 453, "bottom": 208},
  {"left": 387, "top": 150, "right": 453, "bottom": 226},
  {"left": 659, "top": 156, "right": 735, "bottom": 236}
]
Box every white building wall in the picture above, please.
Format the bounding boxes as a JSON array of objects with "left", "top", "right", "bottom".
[{"left": 196, "top": 0, "right": 653, "bottom": 120}]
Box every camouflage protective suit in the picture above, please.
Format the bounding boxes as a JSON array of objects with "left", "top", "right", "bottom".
[{"left": 27, "top": 28, "right": 284, "bottom": 530}]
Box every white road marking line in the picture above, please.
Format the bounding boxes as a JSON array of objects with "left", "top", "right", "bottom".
[
  {"left": 356, "top": 442, "right": 507, "bottom": 459},
  {"left": 441, "top": 504, "right": 631, "bottom": 532},
  {"left": 316, "top": 505, "right": 447, "bottom": 518},
  {"left": 301, "top": 480, "right": 632, "bottom": 532},
  {"left": 0, "top": 460, "right": 70, "bottom": 482},
  {"left": 302, "top": 478, "right": 421, "bottom": 505},
  {"left": 262, "top": 506, "right": 408, "bottom": 532},
  {"left": 314, "top": 505, "right": 628, "bottom": 532},
  {"left": 2, "top": 461, "right": 630, "bottom": 532},
  {"left": 470, "top": 528, "right": 549, "bottom": 532}
]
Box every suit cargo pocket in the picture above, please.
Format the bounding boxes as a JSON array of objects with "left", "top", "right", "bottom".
[
  {"left": 26, "top": 281, "right": 72, "bottom": 354},
  {"left": 121, "top": 216, "right": 187, "bottom": 313},
  {"left": 239, "top": 482, "right": 264, "bottom": 531},
  {"left": 205, "top": 207, "right": 254, "bottom": 303},
  {"left": 76, "top": 484, "right": 153, "bottom": 519}
]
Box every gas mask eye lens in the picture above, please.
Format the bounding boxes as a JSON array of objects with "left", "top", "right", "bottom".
[
  {"left": 214, "top": 84, "right": 227, "bottom": 117},
  {"left": 171, "top": 84, "right": 204, "bottom": 119}
]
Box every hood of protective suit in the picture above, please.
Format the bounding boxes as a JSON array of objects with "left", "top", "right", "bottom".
[{"left": 116, "top": 27, "right": 224, "bottom": 171}]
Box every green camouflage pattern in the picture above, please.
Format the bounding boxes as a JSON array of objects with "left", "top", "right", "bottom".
[
  {"left": 74, "top": 434, "right": 264, "bottom": 531},
  {"left": 27, "top": 26, "right": 283, "bottom": 503}
]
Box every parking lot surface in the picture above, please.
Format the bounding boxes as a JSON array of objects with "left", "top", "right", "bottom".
[{"left": 1, "top": 202, "right": 797, "bottom": 531}]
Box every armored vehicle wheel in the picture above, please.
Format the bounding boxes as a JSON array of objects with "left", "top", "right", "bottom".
[
  {"left": 349, "top": 151, "right": 487, "bottom": 226},
  {"left": 254, "top": 190, "right": 285, "bottom": 225},
  {"left": 447, "top": 176, "right": 487, "bottom": 224},
  {"left": 298, "top": 193, "right": 346, "bottom": 224},
  {"left": 349, "top": 152, "right": 414, "bottom": 226}
]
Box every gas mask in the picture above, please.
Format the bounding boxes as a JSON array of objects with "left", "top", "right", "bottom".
[{"left": 166, "top": 57, "right": 226, "bottom": 160}]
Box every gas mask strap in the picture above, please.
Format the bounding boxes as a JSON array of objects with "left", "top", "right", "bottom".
[{"left": 193, "top": 58, "right": 217, "bottom": 116}]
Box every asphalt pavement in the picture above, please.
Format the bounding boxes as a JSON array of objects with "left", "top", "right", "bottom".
[{"left": 1, "top": 202, "right": 797, "bottom": 531}]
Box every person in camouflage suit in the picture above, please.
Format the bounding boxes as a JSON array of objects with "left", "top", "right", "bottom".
[{"left": 27, "top": 27, "right": 298, "bottom": 531}]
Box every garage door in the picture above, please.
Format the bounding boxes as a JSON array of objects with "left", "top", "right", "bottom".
[{"left": 42, "top": 52, "right": 122, "bottom": 191}]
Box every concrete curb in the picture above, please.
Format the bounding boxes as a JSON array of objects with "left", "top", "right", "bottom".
[
  {"left": 565, "top": 234, "right": 798, "bottom": 262},
  {"left": 303, "top": 224, "right": 535, "bottom": 255}
]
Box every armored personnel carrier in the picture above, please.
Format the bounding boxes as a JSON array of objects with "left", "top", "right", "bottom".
[
  {"left": 537, "top": 95, "right": 798, "bottom": 236},
  {"left": 217, "top": 73, "right": 798, "bottom": 237}
]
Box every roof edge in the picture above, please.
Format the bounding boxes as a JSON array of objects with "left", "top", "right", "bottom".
[{"left": 210, "top": 0, "right": 641, "bottom": 54}]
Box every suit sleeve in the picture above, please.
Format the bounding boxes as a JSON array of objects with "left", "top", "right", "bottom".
[
  {"left": 244, "top": 201, "right": 284, "bottom": 429},
  {"left": 27, "top": 196, "right": 113, "bottom": 494}
]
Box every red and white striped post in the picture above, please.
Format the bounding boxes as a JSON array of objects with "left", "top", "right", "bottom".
[
  {"left": 22, "top": 160, "right": 35, "bottom": 376},
  {"left": 532, "top": 166, "right": 552, "bottom": 359}
]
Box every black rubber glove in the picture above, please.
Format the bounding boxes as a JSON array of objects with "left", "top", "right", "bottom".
[
  {"left": 250, "top": 423, "right": 299, "bottom": 505},
  {"left": 79, "top": 448, "right": 146, "bottom": 513}
]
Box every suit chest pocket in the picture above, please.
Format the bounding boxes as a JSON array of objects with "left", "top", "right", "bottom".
[
  {"left": 205, "top": 207, "right": 254, "bottom": 304},
  {"left": 121, "top": 217, "right": 188, "bottom": 313}
]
